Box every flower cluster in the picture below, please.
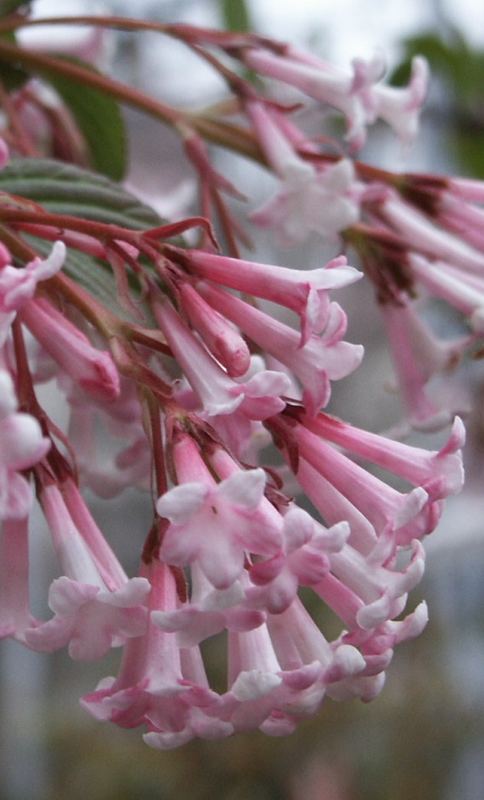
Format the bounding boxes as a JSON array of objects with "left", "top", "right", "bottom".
[{"left": 0, "top": 11, "right": 475, "bottom": 750}]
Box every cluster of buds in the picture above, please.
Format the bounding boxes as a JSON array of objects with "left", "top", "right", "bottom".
[{"left": 0, "top": 11, "right": 477, "bottom": 749}]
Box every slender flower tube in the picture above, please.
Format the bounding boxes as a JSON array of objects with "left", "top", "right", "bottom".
[
  {"left": 270, "top": 415, "right": 429, "bottom": 534},
  {"left": 245, "top": 101, "right": 359, "bottom": 242},
  {"left": 381, "top": 296, "right": 470, "bottom": 430},
  {"left": 408, "top": 253, "right": 484, "bottom": 333},
  {"left": 244, "top": 48, "right": 428, "bottom": 148},
  {"left": 0, "top": 517, "right": 36, "bottom": 641},
  {"left": 25, "top": 484, "right": 150, "bottom": 660},
  {"left": 177, "top": 248, "right": 361, "bottom": 344},
  {"left": 0, "top": 370, "right": 50, "bottom": 520},
  {"left": 177, "top": 281, "right": 251, "bottom": 377},
  {"left": 301, "top": 410, "right": 465, "bottom": 501},
  {"left": 381, "top": 195, "right": 484, "bottom": 275},
  {"left": 153, "top": 297, "right": 290, "bottom": 418},
  {"left": 20, "top": 298, "right": 120, "bottom": 401},
  {"left": 198, "top": 281, "right": 363, "bottom": 415}
]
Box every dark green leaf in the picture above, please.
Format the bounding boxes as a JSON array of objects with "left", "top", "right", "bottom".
[
  {"left": 0, "top": 30, "right": 28, "bottom": 88},
  {"left": 451, "top": 130, "right": 484, "bottom": 179},
  {"left": 0, "top": 0, "right": 30, "bottom": 16},
  {"left": 30, "top": 234, "right": 129, "bottom": 316},
  {"left": 47, "top": 56, "right": 127, "bottom": 181},
  {"left": 220, "top": 0, "right": 252, "bottom": 32},
  {"left": 0, "top": 158, "right": 164, "bottom": 316},
  {"left": 0, "top": 157, "right": 161, "bottom": 227}
]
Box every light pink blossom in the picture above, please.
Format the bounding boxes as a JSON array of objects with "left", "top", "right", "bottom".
[
  {"left": 0, "top": 517, "right": 36, "bottom": 641},
  {"left": 382, "top": 194, "right": 484, "bottom": 275},
  {"left": 199, "top": 281, "right": 363, "bottom": 415},
  {"left": 303, "top": 410, "right": 465, "bottom": 501},
  {"left": 381, "top": 296, "right": 471, "bottom": 430},
  {"left": 245, "top": 508, "right": 341, "bottom": 613},
  {"left": 245, "top": 48, "right": 428, "bottom": 149},
  {"left": 157, "top": 432, "right": 282, "bottom": 589},
  {"left": 25, "top": 484, "right": 150, "bottom": 660},
  {"left": 152, "top": 565, "right": 265, "bottom": 647},
  {"left": 154, "top": 297, "right": 290, "bottom": 417},
  {"left": 179, "top": 247, "right": 361, "bottom": 344},
  {"left": 246, "top": 101, "right": 359, "bottom": 242},
  {"left": 178, "top": 281, "right": 251, "bottom": 377},
  {"left": 82, "top": 561, "right": 233, "bottom": 748},
  {"left": 0, "top": 241, "right": 65, "bottom": 312},
  {"left": 0, "top": 370, "right": 50, "bottom": 520},
  {"left": 20, "top": 297, "right": 120, "bottom": 401}
]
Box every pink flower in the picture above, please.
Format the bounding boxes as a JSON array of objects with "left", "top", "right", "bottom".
[
  {"left": 154, "top": 297, "right": 290, "bottom": 417},
  {"left": 178, "top": 281, "right": 251, "bottom": 377},
  {"left": 245, "top": 101, "right": 359, "bottom": 242},
  {"left": 82, "top": 561, "right": 233, "bottom": 747},
  {"left": 267, "top": 597, "right": 367, "bottom": 699},
  {"left": 0, "top": 241, "right": 65, "bottom": 345},
  {"left": 25, "top": 484, "right": 150, "bottom": 660},
  {"left": 65, "top": 379, "right": 151, "bottom": 498},
  {"left": 369, "top": 56, "right": 428, "bottom": 145},
  {"left": 245, "top": 508, "right": 340, "bottom": 613},
  {"left": 0, "top": 241, "right": 65, "bottom": 313},
  {"left": 0, "top": 517, "right": 36, "bottom": 641},
  {"left": 271, "top": 413, "right": 430, "bottom": 536},
  {"left": 199, "top": 281, "right": 363, "bottom": 415},
  {"left": 408, "top": 253, "right": 484, "bottom": 333},
  {"left": 303, "top": 410, "right": 465, "bottom": 502},
  {"left": 381, "top": 194, "right": 484, "bottom": 274},
  {"left": 221, "top": 622, "right": 324, "bottom": 733},
  {"left": 152, "top": 565, "right": 265, "bottom": 647},
  {"left": 381, "top": 295, "right": 471, "bottom": 431},
  {"left": 0, "top": 136, "right": 9, "bottom": 168},
  {"left": 0, "top": 370, "right": 50, "bottom": 520},
  {"left": 245, "top": 48, "right": 428, "bottom": 149},
  {"left": 20, "top": 298, "right": 120, "bottom": 401},
  {"left": 178, "top": 247, "right": 361, "bottom": 344},
  {"left": 157, "top": 433, "right": 282, "bottom": 590}
]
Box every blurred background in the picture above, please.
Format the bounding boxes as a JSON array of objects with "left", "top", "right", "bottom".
[{"left": 2, "top": 1, "right": 484, "bottom": 798}]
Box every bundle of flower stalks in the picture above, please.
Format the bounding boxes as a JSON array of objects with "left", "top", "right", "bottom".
[{"left": 0, "top": 6, "right": 477, "bottom": 749}]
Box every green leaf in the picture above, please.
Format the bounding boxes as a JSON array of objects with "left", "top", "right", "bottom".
[
  {"left": 0, "top": 30, "right": 29, "bottom": 88},
  {"left": 451, "top": 130, "right": 484, "bottom": 179},
  {"left": 0, "top": 158, "right": 164, "bottom": 317},
  {"left": 0, "top": 157, "right": 161, "bottom": 227},
  {"left": 220, "top": 0, "right": 252, "bottom": 32},
  {"left": 0, "top": 0, "right": 30, "bottom": 16},
  {"left": 30, "top": 235, "right": 129, "bottom": 316},
  {"left": 47, "top": 56, "right": 127, "bottom": 181}
]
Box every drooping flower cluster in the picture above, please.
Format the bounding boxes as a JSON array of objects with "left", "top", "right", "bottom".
[{"left": 0, "top": 11, "right": 475, "bottom": 750}]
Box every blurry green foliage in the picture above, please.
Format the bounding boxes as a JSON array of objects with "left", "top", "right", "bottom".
[
  {"left": 0, "top": 0, "right": 29, "bottom": 16},
  {"left": 220, "top": 0, "right": 253, "bottom": 33},
  {"left": 47, "top": 56, "right": 127, "bottom": 181},
  {"left": 0, "top": 30, "right": 29, "bottom": 89},
  {"left": 393, "top": 28, "right": 484, "bottom": 177}
]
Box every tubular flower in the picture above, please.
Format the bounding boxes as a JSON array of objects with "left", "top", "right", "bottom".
[
  {"left": 244, "top": 48, "right": 428, "bottom": 149},
  {"left": 0, "top": 14, "right": 472, "bottom": 753},
  {"left": 80, "top": 403, "right": 461, "bottom": 745},
  {"left": 25, "top": 484, "right": 150, "bottom": 660},
  {"left": 0, "top": 370, "right": 50, "bottom": 521},
  {"left": 174, "top": 247, "right": 361, "bottom": 344},
  {"left": 245, "top": 101, "right": 360, "bottom": 242}
]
